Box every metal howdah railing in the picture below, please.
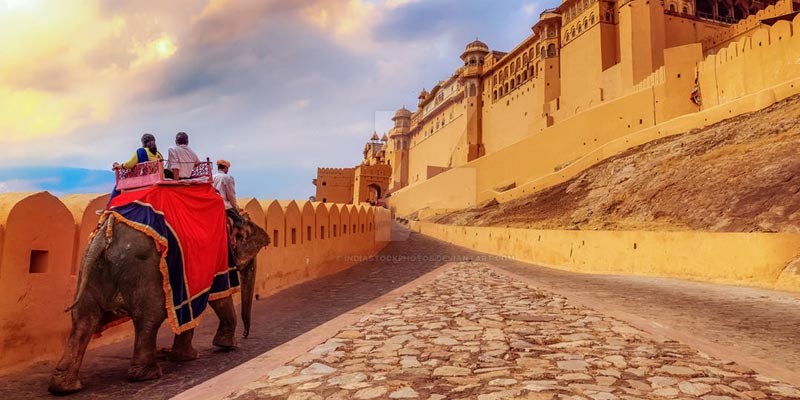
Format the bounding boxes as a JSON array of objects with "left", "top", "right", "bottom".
[{"left": 116, "top": 158, "right": 213, "bottom": 191}]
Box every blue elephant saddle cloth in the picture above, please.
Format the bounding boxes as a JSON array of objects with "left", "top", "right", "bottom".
[{"left": 105, "top": 183, "right": 239, "bottom": 334}]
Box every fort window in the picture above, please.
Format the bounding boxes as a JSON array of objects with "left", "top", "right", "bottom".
[
  {"left": 344, "top": 225, "right": 348, "bottom": 234},
  {"left": 353, "top": 224, "right": 356, "bottom": 233},
  {"left": 320, "top": 226, "right": 325, "bottom": 239},
  {"left": 321, "top": 181, "right": 327, "bottom": 186},
  {"left": 333, "top": 225, "right": 338, "bottom": 237},
  {"left": 29, "top": 250, "right": 49, "bottom": 274},
  {"left": 322, "top": 198, "right": 327, "bottom": 202},
  {"left": 291, "top": 228, "right": 297, "bottom": 245},
  {"left": 307, "top": 226, "right": 312, "bottom": 241},
  {"left": 273, "top": 230, "right": 279, "bottom": 247},
  {"left": 670, "top": 3, "right": 676, "bottom": 11},
  {"left": 361, "top": 224, "right": 365, "bottom": 233},
  {"left": 683, "top": 5, "right": 689, "bottom": 14}
]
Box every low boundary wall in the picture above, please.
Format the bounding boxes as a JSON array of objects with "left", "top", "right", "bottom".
[
  {"left": 0, "top": 192, "right": 389, "bottom": 373},
  {"left": 411, "top": 221, "right": 800, "bottom": 293}
]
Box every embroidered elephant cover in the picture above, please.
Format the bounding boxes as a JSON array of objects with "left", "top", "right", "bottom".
[{"left": 107, "top": 184, "right": 238, "bottom": 334}]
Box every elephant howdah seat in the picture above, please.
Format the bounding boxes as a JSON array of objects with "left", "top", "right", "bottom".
[{"left": 115, "top": 159, "right": 213, "bottom": 191}]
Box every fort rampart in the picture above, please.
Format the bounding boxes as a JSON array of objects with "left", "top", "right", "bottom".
[
  {"left": 388, "top": 14, "right": 800, "bottom": 217},
  {"left": 0, "top": 192, "right": 389, "bottom": 373}
]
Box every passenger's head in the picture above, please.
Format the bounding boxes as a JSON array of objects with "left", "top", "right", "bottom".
[
  {"left": 216, "top": 159, "right": 231, "bottom": 173},
  {"left": 141, "top": 133, "right": 156, "bottom": 151},
  {"left": 176, "top": 132, "right": 189, "bottom": 145}
]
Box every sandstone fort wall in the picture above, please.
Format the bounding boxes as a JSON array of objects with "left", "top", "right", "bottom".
[
  {"left": 389, "top": 13, "right": 800, "bottom": 217},
  {"left": 0, "top": 192, "right": 389, "bottom": 373}
]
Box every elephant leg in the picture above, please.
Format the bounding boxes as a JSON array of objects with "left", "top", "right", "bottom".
[
  {"left": 48, "top": 300, "right": 104, "bottom": 395},
  {"left": 168, "top": 329, "right": 198, "bottom": 362},
  {"left": 209, "top": 296, "right": 237, "bottom": 349},
  {"left": 239, "top": 260, "right": 256, "bottom": 338},
  {"left": 128, "top": 317, "right": 163, "bottom": 382}
]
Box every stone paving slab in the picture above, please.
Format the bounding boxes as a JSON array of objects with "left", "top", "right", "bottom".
[{"left": 222, "top": 263, "right": 800, "bottom": 400}]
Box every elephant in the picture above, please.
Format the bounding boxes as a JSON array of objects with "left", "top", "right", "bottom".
[{"left": 48, "top": 212, "right": 269, "bottom": 395}]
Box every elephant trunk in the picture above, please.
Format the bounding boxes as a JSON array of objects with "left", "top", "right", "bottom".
[{"left": 238, "top": 258, "right": 256, "bottom": 338}]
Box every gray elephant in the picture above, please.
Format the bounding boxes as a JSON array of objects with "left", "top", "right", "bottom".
[{"left": 48, "top": 213, "right": 269, "bottom": 395}]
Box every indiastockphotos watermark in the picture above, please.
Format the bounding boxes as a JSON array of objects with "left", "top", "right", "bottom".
[{"left": 336, "top": 254, "right": 516, "bottom": 263}]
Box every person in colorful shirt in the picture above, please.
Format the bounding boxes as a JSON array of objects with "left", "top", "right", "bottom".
[{"left": 113, "top": 133, "right": 163, "bottom": 170}]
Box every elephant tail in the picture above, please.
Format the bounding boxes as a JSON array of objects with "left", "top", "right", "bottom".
[{"left": 65, "top": 214, "right": 114, "bottom": 312}]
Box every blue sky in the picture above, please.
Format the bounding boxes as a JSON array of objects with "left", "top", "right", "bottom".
[{"left": 0, "top": 0, "right": 559, "bottom": 199}]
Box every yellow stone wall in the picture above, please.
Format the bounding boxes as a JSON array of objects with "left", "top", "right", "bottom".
[
  {"left": 407, "top": 101, "right": 468, "bottom": 183},
  {"left": 412, "top": 221, "right": 800, "bottom": 293},
  {"left": 482, "top": 76, "right": 544, "bottom": 154}
]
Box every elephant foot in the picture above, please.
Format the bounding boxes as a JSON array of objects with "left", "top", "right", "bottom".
[
  {"left": 213, "top": 331, "right": 237, "bottom": 349},
  {"left": 128, "top": 362, "right": 162, "bottom": 382},
  {"left": 48, "top": 370, "right": 82, "bottom": 396},
  {"left": 168, "top": 346, "right": 198, "bottom": 362}
]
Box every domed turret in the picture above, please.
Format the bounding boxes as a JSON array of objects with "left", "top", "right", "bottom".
[
  {"left": 465, "top": 39, "right": 489, "bottom": 51},
  {"left": 393, "top": 107, "right": 412, "bottom": 120},
  {"left": 370, "top": 132, "right": 380, "bottom": 142},
  {"left": 381, "top": 133, "right": 389, "bottom": 142},
  {"left": 460, "top": 38, "right": 490, "bottom": 66}
]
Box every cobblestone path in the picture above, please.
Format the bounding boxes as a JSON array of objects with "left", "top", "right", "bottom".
[{"left": 227, "top": 264, "right": 800, "bottom": 400}]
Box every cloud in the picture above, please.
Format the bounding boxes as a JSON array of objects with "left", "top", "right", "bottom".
[
  {"left": 0, "top": 179, "right": 40, "bottom": 193},
  {"left": 0, "top": 0, "right": 560, "bottom": 199},
  {"left": 523, "top": 2, "right": 541, "bottom": 16}
]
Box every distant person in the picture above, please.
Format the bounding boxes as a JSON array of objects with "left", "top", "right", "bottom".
[
  {"left": 166, "top": 131, "right": 200, "bottom": 179},
  {"left": 213, "top": 160, "right": 245, "bottom": 242}
]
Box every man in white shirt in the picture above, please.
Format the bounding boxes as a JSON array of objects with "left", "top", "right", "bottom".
[
  {"left": 167, "top": 132, "right": 200, "bottom": 179},
  {"left": 213, "top": 159, "right": 245, "bottom": 242}
]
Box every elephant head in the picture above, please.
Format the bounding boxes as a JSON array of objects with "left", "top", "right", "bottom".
[{"left": 230, "top": 214, "right": 269, "bottom": 338}]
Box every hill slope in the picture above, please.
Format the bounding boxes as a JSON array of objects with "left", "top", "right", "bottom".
[{"left": 433, "top": 94, "right": 800, "bottom": 233}]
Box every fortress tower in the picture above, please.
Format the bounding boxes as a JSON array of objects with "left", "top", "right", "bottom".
[
  {"left": 388, "top": 107, "right": 412, "bottom": 190},
  {"left": 460, "top": 39, "right": 490, "bottom": 161}
]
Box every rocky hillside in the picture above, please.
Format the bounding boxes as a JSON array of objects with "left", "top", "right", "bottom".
[{"left": 432, "top": 94, "right": 800, "bottom": 233}]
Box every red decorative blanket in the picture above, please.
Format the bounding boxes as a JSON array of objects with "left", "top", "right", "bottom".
[{"left": 107, "top": 184, "right": 237, "bottom": 334}]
